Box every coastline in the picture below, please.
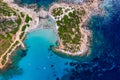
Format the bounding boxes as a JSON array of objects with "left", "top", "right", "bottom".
[
  {"left": 0, "top": 0, "right": 40, "bottom": 69},
  {"left": 51, "top": 46, "right": 88, "bottom": 61},
  {"left": 0, "top": 0, "right": 119, "bottom": 80},
  {"left": 0, "top": 0, "right": 104, "bottom": 69},
  {"left": 49, "top": 0, "right": 104, "bottom": 57},
  {"left": 0, "top": 0, "right": 57, "bottom": 69}
]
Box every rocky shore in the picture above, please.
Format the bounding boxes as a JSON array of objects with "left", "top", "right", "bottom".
[
  {"left": 0, "top": 0, "right": 104, "bottom": 69},
  {"left": 49, "top": 0, "right": 104, "bottom": 57}
]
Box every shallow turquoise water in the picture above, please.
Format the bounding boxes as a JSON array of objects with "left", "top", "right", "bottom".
[
  {"left": 1, "top": 0, "right": 120, "bottom": 80},
  {"left": 8, "top": 29, "right": 73, "bottom": 80}
]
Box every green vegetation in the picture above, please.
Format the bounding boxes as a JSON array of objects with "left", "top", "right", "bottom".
[
  {"left": 16, "top": 15, "right": 22, "bottom": 26},
  {"left": 7, "top": 41, "right": 19, "bottom": 53},
  {"left": 20, "top": 24, "right": 27, "bottom": 39},
  {"left": 6, "top": 32, "right": 12, "bottom": 42},
  {"left": 52, "top": 7, "right": 86, "bottom": 52},
  {"left": 25, "top": 14, "right": 32, "bottom": 23},
  {"left": 1, "top": 40, "right": 19, "bottom": 65},
  {"left": 13, "top": 41, "right": 19, "bottom": 47},
  {"left": 11, "top": 16, "right": 22, "bottom": 35},
  {"left": 11, "top": 26, "right": 20, "bottom": 34},
  {"left": 0, "top": 1, "right": 31, "bottom": 66},
  {"left": 0, "top": 2, "right": 22, "bottom": 34},
  {"left": 22, "top": 25, "right": 27, "bottom": 31},
  {"left": 0, "top": 19, "right": 16, "bottom": 31},
  {"left": 20, "top": 12, "right": 25, "bottom": 18},
  {"left": 65, "top": 8, "right": 70, "bottom": 13},
  {"left": 26, "top": 24, "right": 30, "bottom": 27},
  {"left": 52, "top": 7, "right": 63, "bottom": 17},
  {"left": 0, "top": 1, "right": 24, "bottom": 59},
  {"left": 57, "top": 12, "right": 81, "bottom": 44},
  {"left": 0, "top": 2, "right": 16, "bottom": 16},
  {"left": 20, "top": 32, "right": 25, "bottom": 39},
  {"left": 1, "top": 54, "right": 7, "bottom": 65},
  {"left": 0, "top": 34, "right": 11, "bottom": 56}
]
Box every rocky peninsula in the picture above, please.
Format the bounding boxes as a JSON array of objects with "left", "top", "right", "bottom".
[
  {"left": 50, "top": 0, "right": 104, "bottom": 57},
  {"left": 0, "top": 0, "right": 104, "bottom": 69}
]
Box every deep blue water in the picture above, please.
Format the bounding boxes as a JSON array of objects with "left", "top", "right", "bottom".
[
  {"left": 59, "top": 0, "right": 120, "bottom": 80},
  {"left": 14, "top": 0, "right": 56, "bottom": 9},
  {"left": 0, "top": 0, "right": 120, "bottom": 80}
]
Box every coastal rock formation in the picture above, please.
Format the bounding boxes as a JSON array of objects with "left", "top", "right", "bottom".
[
  {"left": 50, "top": 0, "right": 104, "bottom": 57},
  {"left": 0, "top": 0, "right": 104, "bottom": 69}
]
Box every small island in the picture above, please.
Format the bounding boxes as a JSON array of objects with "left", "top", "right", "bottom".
[{"left": 0, "top": 0, "right": 103, "bottom": 69}]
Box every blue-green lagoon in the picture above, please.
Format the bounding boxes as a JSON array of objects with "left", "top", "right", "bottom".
[
  {"left": 1, "top": 0, "right": 120, "bottom": 80},
  {"left": 7, "top": 29, "right": 74, "bottom": 80}
]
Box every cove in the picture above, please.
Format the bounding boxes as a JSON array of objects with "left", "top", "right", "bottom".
[{"left": 9, "top": 29, "right": 74, "bottom": 80}]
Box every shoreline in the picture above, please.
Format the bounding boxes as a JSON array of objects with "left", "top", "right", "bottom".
[
  {"left": 0, "top": 0, "right": 104, "bottom": 69},
  {"left": 0, "top": 0, "right": 40, "bottom": 69},
  {"left": 49, "top": 0, "right": 104, "bottom": 57},
  {"left": 0, "top": 0, "right": 58, "bottom": 69}
]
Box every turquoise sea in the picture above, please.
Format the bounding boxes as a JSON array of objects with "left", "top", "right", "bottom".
[
  {"left": 1, "top": 0, "right": 120, "bottom": 80},
  {"left": 0, "top": 29, "right": 75, "bottom": 80},
  {"left": 9, "top": 29, "right": 74, "bottom": 80}
]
